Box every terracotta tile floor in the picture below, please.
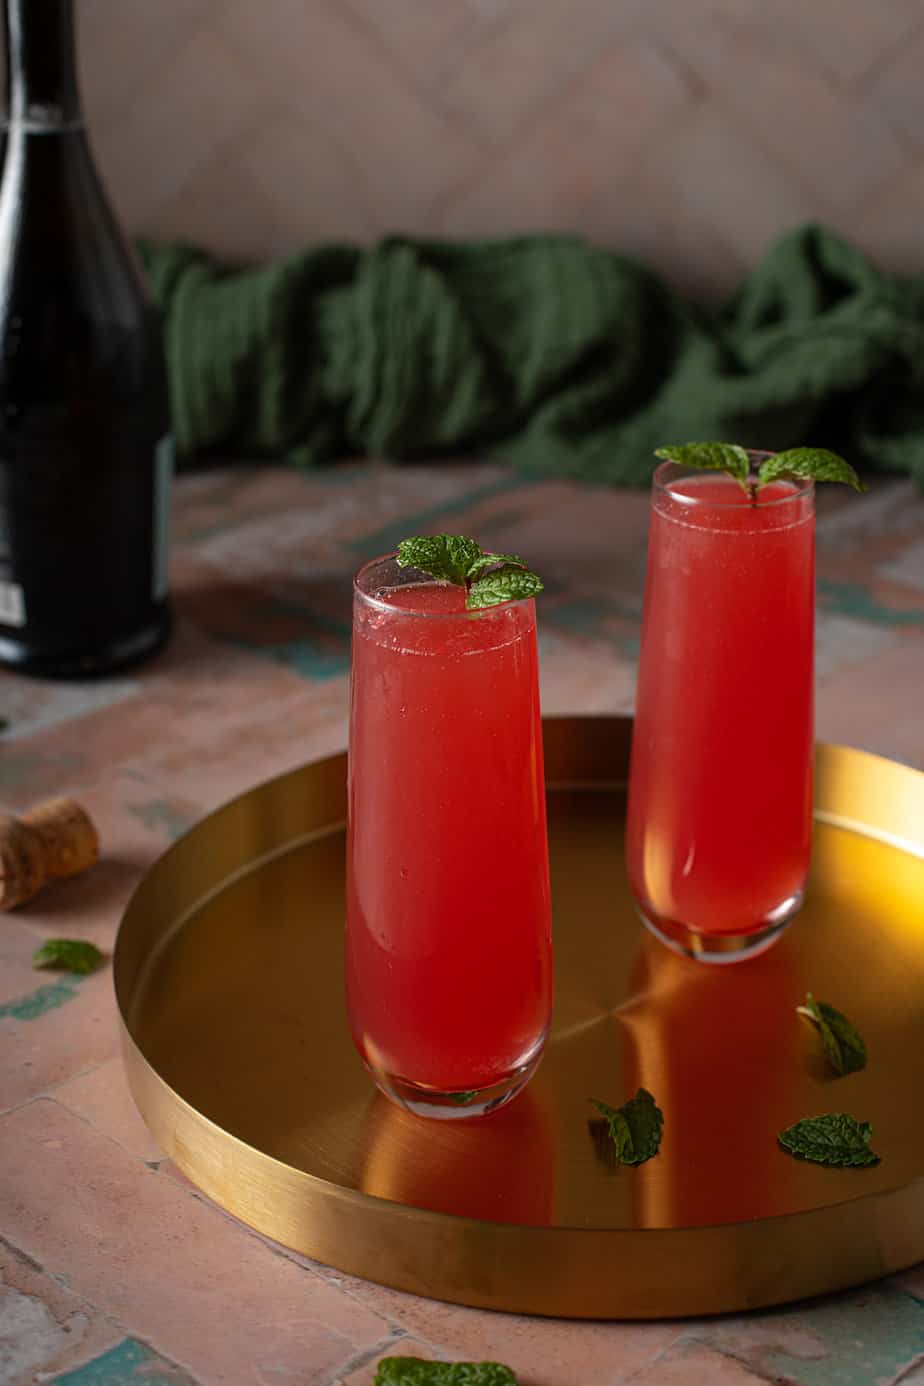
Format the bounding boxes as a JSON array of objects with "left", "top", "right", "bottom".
[{"left": 2, "top": 462, "right": 923, "bottom": 1385}]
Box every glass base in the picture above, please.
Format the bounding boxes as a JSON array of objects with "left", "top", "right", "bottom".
[
  {"left": 637, "top": 888, "right": 804, "bottom": 965},
  {"left": 365, "top": 1043, "right": 545, "bottom": 1121}
]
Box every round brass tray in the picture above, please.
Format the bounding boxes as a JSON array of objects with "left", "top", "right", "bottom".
[{"left": 115, "top": 717, "right": 924, "bottom": 1319}]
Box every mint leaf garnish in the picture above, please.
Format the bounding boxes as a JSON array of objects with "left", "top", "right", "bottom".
[
  {"left": 32, "top": 939, "right": 104, "bottom": 975},
  {"left": 447, "top": 1090, "right": 479, "bottom": 1106},
  {"left": 395, "top": 534, "right": 543, "bottom": 610},
  {"left": 655, "top": 440, "right": 865, "bottom": 498},
  {"left": 654, "top": 442, "right": 750, "bottom": 486},
  {"left": 589, "top": 1087, "right": 663, "bottom": 1166},
  {"left": 797, "top": 993, "right": 867, "bottom": 1077},
  {"left": 396, "top": 535, "right": 483, "bottom": 586},
  {"left": 374, "top": 1360, "right": 517, "bottom": 1386},
  {"left": 467, "top": 565, "right": 543, "bottom": 610},
  {"left": 758, "top": 448, "right": 865, "bottom": 491},
  {"left": 778, "top": 1113, "right": 879, "bottom": 1167},
  {"left": 466, "top": 552, "right": 525, "bottom": 577}
]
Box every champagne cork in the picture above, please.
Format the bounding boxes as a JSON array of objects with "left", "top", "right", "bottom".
[{"left": 0, "top": 798, "right": 99, "bottom": 910}]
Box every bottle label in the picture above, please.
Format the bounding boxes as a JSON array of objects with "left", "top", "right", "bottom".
[
  {"left": 0, "top": 578, "right": 25, "bottom": 627},
  {"left": 153, "top": 434, "right": 174, "bottom": 602}
]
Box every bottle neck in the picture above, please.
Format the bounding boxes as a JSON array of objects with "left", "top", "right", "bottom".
[{"left": 4, "top": 0, "right": 83, "bottom": 129}]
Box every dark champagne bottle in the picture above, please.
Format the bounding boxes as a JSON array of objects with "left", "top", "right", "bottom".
[{"left": 0, "top": 0, "right": 172, "bottom": 678}]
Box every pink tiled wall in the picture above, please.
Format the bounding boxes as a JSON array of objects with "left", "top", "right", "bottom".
[{"left": 78, "top": 0, "right": 924, "bottom": 298}]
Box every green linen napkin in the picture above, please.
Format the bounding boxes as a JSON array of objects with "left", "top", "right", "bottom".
[{"left": 140, "top": 224, "right": 924, "bottom": 487}]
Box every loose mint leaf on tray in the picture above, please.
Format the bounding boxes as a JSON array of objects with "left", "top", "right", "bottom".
[
  {"left": 32, "top": 939, "right": 105, "bottom": 975},
  {"left": 374, "top": 1359, "right": 517, "bottom": 1385},
  {"left": 797, "top": 993, "right": 867, "bottom": 1076},
  {"left": 590, "top": 1087, "right": 663, "bottom": 1167},
  {"left": 778, "top": 1113, "right": 880, "bottom": 1167},
  {"left": 757, "top": 448, "right": 865, "bottom": 491},
  {"left": 467, "top": 565, "right": 543, "bottom": 610},
  {"left": 654, "top": 442, "right": 751, "bottom": 485},
  {"left": 396, "top": 535, "right": 484, "bottom": 586}
]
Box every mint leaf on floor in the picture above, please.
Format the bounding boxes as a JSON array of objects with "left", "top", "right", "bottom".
[
  {"left": 797, "top": 993, "right": 867, "bottom": 1076},
  {"left": 32, "top": 939, "right": 105, "bottom": 975},
  {"left": 375, "top": 1360, "right": 517, "bottom": 1385},
  {"left": 758, "top": 448, "right": 865, "bottom": 491},
  {"left": 778, "top": 1113, "right": 880, "bottom": 1167},
  {"left": 590, "top": 1087, "right": 663, "bottom": 1166}
]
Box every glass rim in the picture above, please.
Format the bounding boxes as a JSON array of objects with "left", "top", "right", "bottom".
[
  {"left": 353, "top": 551, "right": 537, "bottom": 620},
  {"left": 653, "top": 453, "right": 814, "bottom": 509}
]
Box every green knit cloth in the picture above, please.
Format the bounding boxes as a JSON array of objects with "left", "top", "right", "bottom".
[{"left": 139, "top": 225, "right": 924, "bottom": 487}]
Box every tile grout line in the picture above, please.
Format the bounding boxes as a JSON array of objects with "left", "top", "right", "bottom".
[
  {"left": 891, "top": 1348, "right": 924, "bottom": 1384},
  {"left": 0, "top": 1230, "right": 45, "bottom": 1277},
  {"left": 621, "top": 1330, "right": 780, "bottom": 1386},
  {"left": 313, "top": 1328, "right": 409, "bottom": 1386},
  {"left": 619, "top": 1330, "right": 689, "bottom": 1386},
  {"left": 850, "top": 8, "right": 924, "bottom": 90},
  {"left": 0, "top": 1059, "right": 115, "bottom": 1119},
  {"left": 4, "top": 1165, "right": 392, "bottom": 1382},
  {"left": 166, "top": 1175, "right": 472, "bottom": 1366},
  {"left": 0, "top": 1233, "right": 204, "bottom": 1386},
  {"left": 5, "top": 1179, "right": 387, "bottom": 1386},
  {"left": 1, "top": 1092, "right": 162, "bottom": 1167},
  {"left": 75, "top": 1331, "right": 207, "bottom": 1386},
  {"left": 157, "top": 1175, "right": 413, "bottom": 1344},
  {"left": 334, "top": 0, "right": 491, "bottom": 158},
  {"left": 688, "top": 1336, "right": 799, "bottom": 1386}
]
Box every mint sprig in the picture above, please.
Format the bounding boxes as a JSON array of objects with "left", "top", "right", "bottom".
[
  {"left": 468, "top": 566, "right": 543, "bottom": 608},
  {"left": 797, "top": 993, "right": 867, "bottom": 1077},
  {"left": 758, "top": 448, "right": 865, "bottom": 491},
  {"left": 32, "top": 939, "right": 105, "bottom": 975},
  {"left": 589, "top": 1087, "right": 663, "bottom": 1167},
  {"left": 395, "top": 535, "right": 483, "bottom": 586},
  {"left": 654, "top": 442, "right": 750, "bottom": 485},
  {"left": 778, "top": 1113, "right": 880, "bottom": 1167},
  {"left": 655, "top": 441, "right": 863, "bottom": 500},
  {"left": 396, "top": 535, "right": 543, "bottom": 610},
  {"left": 466, "top": 551, "right": 525, "bottom": 577},
  {"left": 375, "top": 1361, "right": 517, "bottom": 1386}
]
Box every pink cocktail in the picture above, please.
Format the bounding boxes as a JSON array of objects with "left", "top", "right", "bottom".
[
  {"left": 346, "top": 554, "right": 553, "bottom": 1117},
  {"left": 626, "top": 461, "right": 815, "bottom": 961}
]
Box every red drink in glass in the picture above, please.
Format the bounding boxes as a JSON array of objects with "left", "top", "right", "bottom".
[
  {"left": 626, "top": 462, "right": 815, "bottom": 961},
  {"left": 346, "top": 555, "right": 553, "bottom": 1117}
]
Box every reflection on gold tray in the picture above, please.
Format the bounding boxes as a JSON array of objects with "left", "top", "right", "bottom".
[{"left": 114, "top": 717, "right": 924, "bottom": 1319}]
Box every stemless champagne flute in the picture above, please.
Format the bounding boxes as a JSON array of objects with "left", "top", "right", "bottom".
[
  {"left": 346, "top": 553, "right": 553, "bottom": 1118},
  {"left": 626, "top": 454, "right": 815, "bottom": 962}
]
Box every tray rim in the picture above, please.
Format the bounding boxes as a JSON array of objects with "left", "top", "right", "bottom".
[{"left": 114, "top": 715, "right": 924, "bottom": 1319}]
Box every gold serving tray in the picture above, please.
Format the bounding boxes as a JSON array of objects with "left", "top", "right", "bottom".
[{"left": 115, "top": 717, "right": 924, "bottom": 1319}]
